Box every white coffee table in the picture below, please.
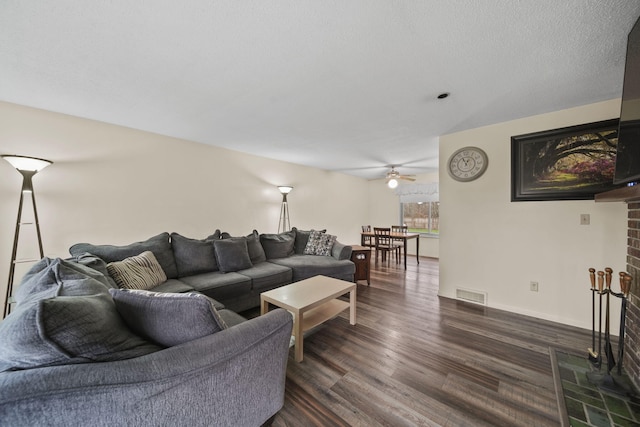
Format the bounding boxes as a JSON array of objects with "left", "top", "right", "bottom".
[{"left": 260, "top": 275, "right": 356, "bottom": 362}]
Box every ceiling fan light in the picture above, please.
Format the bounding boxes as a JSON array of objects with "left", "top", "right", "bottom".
[{"left": 388, "top": 178, "right": 398, "bottom": 189}]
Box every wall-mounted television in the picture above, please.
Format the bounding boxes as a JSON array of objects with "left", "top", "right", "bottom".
[{"left": 614, "top": 15, "right": 640, "bottom": 185}]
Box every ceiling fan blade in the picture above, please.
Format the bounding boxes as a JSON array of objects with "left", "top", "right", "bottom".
[{"left": 399, "top": 176, "right": 416, "bottom": 181}]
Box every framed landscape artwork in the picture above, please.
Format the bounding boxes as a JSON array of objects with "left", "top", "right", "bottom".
[{"left": 511, "top": 119, "right": 620, "bottom": 201}]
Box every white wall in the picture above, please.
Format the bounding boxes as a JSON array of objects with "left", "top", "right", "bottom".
[
  {"left": 439, "top": 99, "right": 627, "bottom": 331},
  {"left": 367, "top": 172, "right": 440, "bottom": 258},
  {"left": 0, "top": 101, "right": 369, "bottom": 311}
]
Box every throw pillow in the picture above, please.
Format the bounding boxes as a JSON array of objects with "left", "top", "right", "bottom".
[
  {"left": 109, "top": 289, "right": 228, "bottom": 347},
  {"left": 0, "top": 293, "right": 160, "bottom": 372},
  {"left": 259, "top": 230, "right": 296, "bottom": 259},
  {"left": 213, "top": 239, "right": 253, "bottom": 273},
  {"left": 106, "top": 251, "right": 167, "bottom": 290},
  {"left": 304, "top": 230, "right": 337, "bottom": 256},
  {"left": 221, "top": 230, "right": 267, "bottom": 264},
  {"left": 292, "top": 227, "right": 326, "bottom": 254},
  {"left": 170, "top": 232, "right": 219, "bottom": 276},
  {"left": 317, "top": 234, "right": 338, "bottom": 256},
  {"left": 69, "top": 232, "right": 178, "bottom": 279}
]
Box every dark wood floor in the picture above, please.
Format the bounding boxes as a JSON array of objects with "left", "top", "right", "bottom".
[{"left": 270, "top": 257, "right": 592, "bottom": 426}]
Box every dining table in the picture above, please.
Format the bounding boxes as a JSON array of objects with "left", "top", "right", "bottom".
[{"left": 360, "top": 230, "right": 420, "bottom": 270}]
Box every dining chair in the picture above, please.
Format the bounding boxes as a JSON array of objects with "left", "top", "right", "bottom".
[
  {"left": 391, "top": 225, "right": 408, "bottom": 234},
  {"left": 373, "top": 227, "right": 397, "bottom": 264},
  {"left": 361, "top": 225, "right": 375, "bottom": 250},
  {"left": 391, "top": 225, "right": 408, "bottom": 262}
]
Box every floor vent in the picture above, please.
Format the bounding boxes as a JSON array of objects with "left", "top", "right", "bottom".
[{"left": 455, "top": 288, "right": 487, "bottom": 305}]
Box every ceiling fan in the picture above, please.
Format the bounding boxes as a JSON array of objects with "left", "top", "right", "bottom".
[{"left": 386, "top": 166, "right": 415, "bottom": 188}]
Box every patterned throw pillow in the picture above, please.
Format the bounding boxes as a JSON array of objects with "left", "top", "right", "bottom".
[
  {"left": 106, "top": 251, "right": 167, "bottom": 290},
  {"left": 304, "top": 230, "right": 337, "bottom": 256},
  {"left": 292, "top": 227, "right": 326, "bottom": 254}
]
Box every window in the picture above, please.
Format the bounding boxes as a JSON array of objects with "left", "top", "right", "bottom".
[
  {"left": 400, "top": 201, "right": 439, "bottom": 236},
  {"left": 395, "top": 183, "right": 439, "bottom": 236}
]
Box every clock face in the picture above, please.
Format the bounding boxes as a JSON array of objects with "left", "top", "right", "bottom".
[{"left": 447, "top": 147, "right": 488, "bottom": 182}]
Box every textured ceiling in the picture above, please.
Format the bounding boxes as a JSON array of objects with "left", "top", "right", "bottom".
[{"left": 2, "top": 1, "right": 640, "bottom": 179}]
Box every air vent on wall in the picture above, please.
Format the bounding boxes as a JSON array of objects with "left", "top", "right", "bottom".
[{"left": 455, "top": 288, "right": 488, "bottom": 306}]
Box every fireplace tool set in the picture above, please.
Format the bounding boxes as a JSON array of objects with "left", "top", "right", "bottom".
[{"left": 587, "top": 267, "right": 633, "bottom": 391}]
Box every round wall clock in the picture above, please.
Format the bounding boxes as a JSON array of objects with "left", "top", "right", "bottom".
[{"left": 447, "top": 146, "right": 489, "bottom": 182}]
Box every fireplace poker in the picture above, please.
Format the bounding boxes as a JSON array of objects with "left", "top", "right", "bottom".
[
  {"left": 588, "top": 268, "right": 600, "bottom": 365},
  {"left": 597, "top": 270, "right": 604, "bottom": 369},
  {"left": 617, "top": 273, "right": 632, "bottom": 375},
  {"left": 587, "top": 268, "right": 599, "bottom": 365},
  {"left": 604, "top": 268, "right": 616, "bottom": 374}
]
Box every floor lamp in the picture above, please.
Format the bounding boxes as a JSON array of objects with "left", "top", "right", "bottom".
[
  {"left": 2, "top": 155, "right": 52, "bottom": 318},
  {"left": 277, "top": 186, "right": 293, "bottom": 233}
]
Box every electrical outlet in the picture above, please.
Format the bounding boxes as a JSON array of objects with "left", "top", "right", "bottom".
[
  {"left": 580, "top": 214, "right": 590, "bottom": 225},
  {"left": 530, "top": 281, "right": 539, "bottom": 292}
]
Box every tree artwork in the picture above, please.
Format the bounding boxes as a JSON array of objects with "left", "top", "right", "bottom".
[{"left": 512, "top": 119, "right": 620, "bottom": 201}]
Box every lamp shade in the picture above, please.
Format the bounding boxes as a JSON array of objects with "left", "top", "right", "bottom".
[
  {"left": 387, "top": 178, "right": 398, "bottom": 189},
  {"left": 2, "top": 155, "right": 52, "bottom": 172},
  {"left": 278, "top": 186, "right": 293, "bottom": 194}
]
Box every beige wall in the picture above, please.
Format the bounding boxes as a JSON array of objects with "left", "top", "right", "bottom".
[
  {"left": 439, "top": 99, "right": 627, "bottom": 330},
  {"left": 2, "top": 99, "right": 626, "bottom": 331},
  {"left": 0, "top": 101, "right": 369, "bottom": 311}
]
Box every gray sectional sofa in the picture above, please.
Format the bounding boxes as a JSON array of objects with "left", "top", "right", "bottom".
[
  {"left": 0, "top": 228, "right": 354, "bottom": 426},
  {"left": 68, "top": 228, "right": 355, "bottom": 312},
  {"left": 0, "top": 255, "right": 293, "bottom": 426}
]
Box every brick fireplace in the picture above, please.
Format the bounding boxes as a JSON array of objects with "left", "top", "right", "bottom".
[
  {"left": 596, "top": 186, "right": 640, "bottom": 389},
  {"left": 625, "top": 201, "right": 640, "bottom": 389}
]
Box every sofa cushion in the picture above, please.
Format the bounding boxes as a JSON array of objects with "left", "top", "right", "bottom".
[
  {"left": 221, "top": 230, "right": 267, "bottom": 264},
  {"left": 260, "top": 230, "right": 296, "bottom": 259},
  {"left": 0, "top": 292, "right": 160, "bottom": 372},
  {"left": 213, "top": 239, "right": 253, "bottom": 273},
  {"left": 109, "top": 289, "right": 227, "bottom": 347},
  {"left": 303, "top": 231, "right": 337, "bottom": 256},
  {"left": 179, "top": 271, "right": 252, "bottom": 301},
  {"left": 146, "top": 279, "right": 225, "bottom": 310},
  {"left": 170, "top": 232, "right": 218, "bottom": 276},
  {"left": 217, "top": 309, "right": 248, "bottom": 328},
  {"left": 244, "top": 230, "right": 267, "bottom": 264},
  {"left": 148, "top": 278, "right": 195, "bottom": 294},
  {"left": 292, "top": 227, "right": 326, "bottom": 255},
  {"left": 332, "top": 241, "right": 353, "bottom": 260},
  {"left": 247, "top": 230, "right": 267, "bottom": 264},
  {"left": 71, "top": 253, "right": 119, "bottom": 288},
  {"left": 69, "top": 232, "right": 178, "bottom": 279},
  {"left": 207, "top": 229, "right": 222, "bottom": 240},
  {"left": 106, "top": 251, "right": 167, "bottom": 290},
  {"left": 12, "top": 258, "right": 56, "bottom": 304},
  {"left": 15, "top": 258, "right": 115, "bottom": 306},
  {"left": 238, "top": 262, "right": 293, "bottom": 292},
  {"left": 270, "top": 255, "right": 356, "bottom": 282}
]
